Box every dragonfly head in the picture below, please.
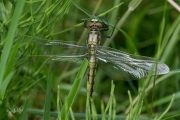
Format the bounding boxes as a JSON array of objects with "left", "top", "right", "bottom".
[
  {"left": 87, "top": 19, "right": 103, "bottom": 30},
  {"left": 84, "top": 18, "right": 109, "bottom": 32}
]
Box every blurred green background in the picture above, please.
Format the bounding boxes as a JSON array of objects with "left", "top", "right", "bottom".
[{"left": 0, "top": 0, "right": 180, "bottom": 119}]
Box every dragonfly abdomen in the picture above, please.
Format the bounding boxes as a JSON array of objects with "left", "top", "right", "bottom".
[
  {"left": 87, "top": 59, "right": 97, "bottom": 97},
  {"left": 87, "top": 44, "right": 98, "bottom": 98}
]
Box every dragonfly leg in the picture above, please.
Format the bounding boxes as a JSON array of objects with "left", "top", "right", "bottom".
[{"left": 102, "top": 17, "right": 119, "bottom": 38}]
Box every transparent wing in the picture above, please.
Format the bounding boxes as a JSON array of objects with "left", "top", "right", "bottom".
[
  {"left": 97, "top": 46, "right": 169, "bottom": 80},
  {"left": 15, "top": 35, "right": 88, "bottom": 71},
  {"left": 17, "top": 35, "right": 87, "bottom": 55}
]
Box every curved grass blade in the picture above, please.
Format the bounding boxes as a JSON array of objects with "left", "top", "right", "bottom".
[
  {"left": 0, "top": 71, "right": 15, "bottom": 104},
  {"left": 155, "top": 94, "right": 175, "bottom": 120},
  {"left": 0, "top": 0, "right": 25, "bottom": 102},
  {"left": 60, "top": 59, "right": 88, "bottom": 120},
  {"left": 72, "top": 1, "right": 123, "bottom": 22},
  {"left": 71, "top": 1, "right": 96, "bottom": 19}
]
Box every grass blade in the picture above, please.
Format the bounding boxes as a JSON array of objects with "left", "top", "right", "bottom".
[
  {"left": 0, "top": 0, "right": 25, "bottom": 82},
  {"left": 20, "top": 98, "right": 29, "bottom": 120},
  {"left": 43, "top": 65, "right": 52, "bottom": 120},
  {"left": 0, "top": 71, "right": 15, "bottom": 104},
  {"left": 156, "top": 94, "right": 175, "bottom": 120},
  {"left": 60, "top": 59, "right": 88, "bottom": 119}
]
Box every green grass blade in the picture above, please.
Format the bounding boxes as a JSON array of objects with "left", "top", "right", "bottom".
[
  {"left": 108, "top": 81, "right": 115, "bottom": 120},
  {"left": 72, "top": 0, "right": 123, "bottom": 20},
  {"left": 72, "top": 1, "right": 96, "bottom": 19},
  {"left": 60, "top": 59, "right": 88, "bottom": 119},
  {"left": 3, "top": 35, "right": 23, "bottom": 79},
  {"left": 161, "top": 15, "right": 180, "bottom": 62},
  {"left": 51, "top": 22, "right": 84, "bottom": 37},
  {"left": 156, "top": 94, "right": 175, "bottom": 120},
  {"left": 43, "top": 66, "right": 52, "bottom": 120},
  {"left": 128, "top": 0, "right": 142, "bottom": 11},
  {"left": 104, "top": 0, "right": 142, "bottom": 47},
  {"left": 143, "top": 92, "right": 180, "bottom": 110},
  {"left": 0, "top": 0, "right": 25, "bottom": 85},
  {"left": 86, "top": 90, "right": 91, "bottom": 120},
  {"left": 20, "top": 98, "right": 29, "bottom": 120},
  {"left": 26, "top": 109, "right": 153, "bottom": 120},
  {"left": 101, "top": 101, "right": 105, "bottom": 120},
  {"left": 91, "top": 99, "right": 97, "bottom": 120},
  {"left": 70, "top": 108, "right": 75, "bottom": 120},
  {"left": 113, "top": 27, "right": 138, "bottom": 53},
  {"left": 0, "top": 71, "right": 15, "bottom": 104},
  {"left": 127, "top": 90, "right": 133, "bottom": 120},
  {"left": 97, "top": 2, "right": 124, "bottom": 17},
  {"left": 36, "top": 0, "right": 71, "bottom": 34},
  {"left": 57, "top": 85, "right": 61, "bottom": 120},
  {"left": 161, "top": 113, "right": 180, "bottom": 120}
]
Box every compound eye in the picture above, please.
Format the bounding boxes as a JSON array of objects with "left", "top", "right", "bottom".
[
  {"left": 96, "top": 22, "right": 102, "bottom": 28},
  {"left": 86, "top": 22, "right": 92, "bottom": 28},
  {"left": 86, "top": 19, "right": 103, "bottom": 28}
]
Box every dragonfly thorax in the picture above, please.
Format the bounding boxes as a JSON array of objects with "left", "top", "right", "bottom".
[{"left": 87, "top": 30, "right": 101, "bottom": 46}]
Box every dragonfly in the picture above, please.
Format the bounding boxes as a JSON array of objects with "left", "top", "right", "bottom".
[{"left": 16, "top": 19, "right": 169, "bottom": 103}]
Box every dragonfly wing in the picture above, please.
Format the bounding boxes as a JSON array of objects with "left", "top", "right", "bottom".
[
  {"left": 16, "top": 35, "right": 87, "bottom": 56},
  {"left": 97, "top": 46, "right": 169, "bottom": 80},
  {"left": 16, "top": 35, "right": 87, "bottom": 71}
]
